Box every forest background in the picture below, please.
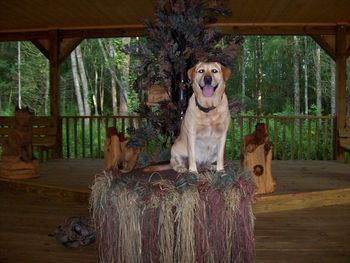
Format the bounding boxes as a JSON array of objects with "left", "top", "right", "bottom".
[{"left": 1, "top": 36, "right": 350, "bottom": 118}]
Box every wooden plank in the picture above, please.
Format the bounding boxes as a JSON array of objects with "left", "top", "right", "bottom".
[{"left": 255, "top": 188, "right": 350, "bottom": 214}]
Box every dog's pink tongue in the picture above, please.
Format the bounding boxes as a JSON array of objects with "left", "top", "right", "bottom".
[{"left": 202, "top": 85, "right": 214, "bottom": 97}]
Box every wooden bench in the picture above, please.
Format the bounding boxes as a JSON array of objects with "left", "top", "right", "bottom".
[
  {"left": 339, "top": 128, "right": 350, "bottom": 152},
  {"left": 339, "top": 117, "right": 350, "bottom": 153},
  {"left": 0, "top": 116, "right": 58, "bottom": 162}
]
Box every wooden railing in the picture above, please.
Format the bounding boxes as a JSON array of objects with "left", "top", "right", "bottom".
[{"left": 60, "top": 115, "right": 336, "bottom": 161}]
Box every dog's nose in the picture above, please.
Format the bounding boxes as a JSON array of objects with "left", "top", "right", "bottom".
[{"left": 204, "top": 75, "right": 212, "bottom": 85}]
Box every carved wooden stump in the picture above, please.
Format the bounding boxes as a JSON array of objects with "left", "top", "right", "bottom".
[
  {"left": 104, "top": 127, "right": 142, "bottom": 173},
  {"left": 243, "top": 123, "right": 275, "bottom": 194},
  {"left": 0, "top": 107, "right": 39, "bottom": 179},
  {"left": 104, "top": 127, "right": 123, "bottom": 171}
]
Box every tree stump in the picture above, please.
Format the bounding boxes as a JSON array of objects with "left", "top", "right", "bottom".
[
  {"left": 242, "top": 123, "right": 275, "bottom": 194},
  {"left": 0, "top": 107, "right": 39, "bottom": 179}
]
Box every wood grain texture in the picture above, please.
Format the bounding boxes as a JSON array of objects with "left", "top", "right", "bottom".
[{"left": 1, "top": 190, "right": 349, "bottom": 262}]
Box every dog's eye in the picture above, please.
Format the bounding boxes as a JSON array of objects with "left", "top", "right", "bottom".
[
  {"left": 198, "top": 69, "right": 205, "bottom": 73},
  {"left": 212, "top": 69, "right": 218, "bottom": 73}
]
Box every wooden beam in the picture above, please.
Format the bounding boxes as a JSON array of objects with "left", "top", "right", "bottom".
[
  {"left": 210, "top": 23, "right": 339, "bottom": 35},
  {"left": 49, "top": 30, "right": 61, "bottom": 158},
  {"left": 1, "top": 23, "right": 348, "bottom": 42},
  {"left": 311, "top": 35, "right": 336, "bottom": 61},
  {"left": 31, "top": 39, "right": 50, "bottom": 60},
  {"left": 0, "top": 31, "right": 50, "bottom": 42},
  {"left": 335, "top": 25, "right": 347, "bottom": 161},
  {"left": 58, "top": 38, "right": 83, "bottom": 64}
]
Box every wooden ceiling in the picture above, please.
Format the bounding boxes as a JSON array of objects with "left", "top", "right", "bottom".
[{"left": 0, "top": 0, "right": 350, "bottom": 41}]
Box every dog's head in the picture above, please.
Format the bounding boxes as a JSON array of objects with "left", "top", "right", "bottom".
[{"left": 188, "top": 62, "right": 231, "bottom": 108}]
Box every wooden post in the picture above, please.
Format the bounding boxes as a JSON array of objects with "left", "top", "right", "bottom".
[
  {"left": 49, "top": 30, "right": 61, "bottom": 158},
  {"left": 335, "top": 25, "right": 347, "bottom": 161}
]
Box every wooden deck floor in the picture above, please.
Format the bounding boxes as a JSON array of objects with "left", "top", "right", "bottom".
[
  {"left": 0, "top": 159, "right": 349, "bottom": 212},
  {"left": 1, "top": 190, "right": 349, "bottom": 263},
  {"left": 0, "top": 159, "right": 349, "bottom": 262},
  {"left": 1, "top": 159, "right": 349, "bottom": 193}
]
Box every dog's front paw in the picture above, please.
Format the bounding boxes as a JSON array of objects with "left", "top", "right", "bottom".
[
  {"left": 216, "top": 164, "right": 225, "bottom": 172},
  {"left": 173, "top": 165, "right": 188, "bottom": 173}
]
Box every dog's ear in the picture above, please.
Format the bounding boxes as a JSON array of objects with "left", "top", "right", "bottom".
[
  {"left": 221, "top": 65, "right": 231, "bottom": 82},
  {"left": 187, "top": 66, "right": 196, "bottom": 81}
]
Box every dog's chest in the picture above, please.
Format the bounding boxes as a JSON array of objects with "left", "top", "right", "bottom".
[{"left": 195, "top": 115, "right": 228, "bottom": 138}]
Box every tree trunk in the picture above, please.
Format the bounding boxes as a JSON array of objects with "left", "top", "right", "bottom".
[
  {"left": 92, "top": 69, "right": 99, "bottom": 115},
  {"left": 304, "top": 36, "right": 309, "bottom": 114},
  {"left": 331, "top": 60, "right": 336, "bottom": 115},
  {"left": 76, "top": 45, "right": 91, "bottom": 116},
  {"left": 119, "top": 38, "right": 130, "bottom": 116},
  {"left": 17, "top": 41, "right": 22, "bottom": 109},
  {"left": 44, "top": 60, "right": 50, "bottom": 115},
  {"left": 293, "top": 36, "right": 300, "bottom": 115},
  {"left": 241, "top": 44, "right": 246, "bottom": 103},
  {"left": 107, "top": 40, "right": 119, "bottom": 115},
  {"left": 70, "top": 50, "right": 85, "bottom": 116},
  {"left": 315, "top": 44, "right": 322, "bottom": 114},
  {"left": 99, "top": 66, "right": 105, "bottom": 115},
  {"left": 255, "top": 36, "right": 263, "bottom": 114}
]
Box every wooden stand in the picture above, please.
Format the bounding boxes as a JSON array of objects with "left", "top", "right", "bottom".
[
  {"left": 0, "top": 107, "right": 39, "bottom": 179},
  {"left": 243, "top": 123, "right": 275, "bottom": 194}
]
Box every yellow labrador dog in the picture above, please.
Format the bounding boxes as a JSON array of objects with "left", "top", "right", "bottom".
[
  {"left": 144, "top": 61, "right": 231, "bottom": 173},
  {"left": 170, "top": 61, "right": 231, "bottom": 173}
]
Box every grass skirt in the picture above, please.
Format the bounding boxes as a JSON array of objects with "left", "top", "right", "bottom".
[{"left": 90, "top": 161, "right": 255, "bottom": 263}]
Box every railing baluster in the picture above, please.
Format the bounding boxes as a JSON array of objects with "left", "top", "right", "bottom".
[
  {"left": 273, "top": 117, "right": 278, "bottom": 160},
  {"left": 290, "top": 117, "right": 294, "bottom": 160},
  {"left": 315, "top": 118, "right": 319, "bottom": 160},
  {"left": 89, "top": 116, "right": 93, "bottom": 158},
  {"left": 324, "top": 118, "right": 328, "bottom": 160},
  {"left": 97, "top": 117, "right": 101, "bottom": 159},
  {"left": 298, "top": 117, "right": 303, "bottom": 160},
  {"left": 231, "top": 118, "right": 235, "bottom": 160},
  {"left": 56, "top": 115, "right": 339, "bottom": 161},
  {"left": 307, "top": 118, "right": 311, "bottom": 160},
  {"left": 239, "top": 117, "right": 244, "bottom": 152},
  {"left": 282, "top": 118, "right": 286, "bottom": 160},
  {"left": 82, "top": 117, "right": 85, "bottom": 158},
  {"left": 248, "top": 117, "right": 252, "bottom": 134},
  {"left": 66, "top": 117, "right": 70, "bottom": 159},
  {"left": 74, "top": 117, "right": 78, "bottom": 159},
  {"left": 122, "top": 117, "right": 126, "bottom": 134}
]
